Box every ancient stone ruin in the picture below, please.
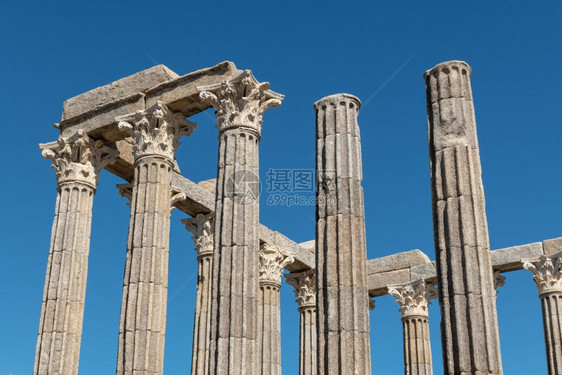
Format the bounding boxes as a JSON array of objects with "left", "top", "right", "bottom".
[{"left": 35, "top": 61, "right": 562, "bottom": 375}]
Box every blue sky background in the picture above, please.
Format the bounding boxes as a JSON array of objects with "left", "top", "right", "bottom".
[{"left": 1, "top": 1, "right": 561, "bottom": 374}]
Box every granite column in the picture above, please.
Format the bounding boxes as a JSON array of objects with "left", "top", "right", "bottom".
[
  {"left": 314, "top": 93, "right": 371, "bottom": 374},
  {"left": 389, "top": 281, "right": 437, "bottom": 375},
  {"left": 523, "top": 256, "right": 562, "bottom": 375},
  {"left": 115, "top": 101, "right": 196, "bottom": 375},
  {"left": 425, "top": 61, "right": 502, "bottom": 374},
  {"left": 257, "top": 244, "right": 293, "bottom": 375},
  {"left": 285, "top": 270, "right": 317, "bottom": 375},
  {"left": 198, "top": 71, "right": 284, "bottom": 375},
  {"left": 182, "top": 213, "right": 214, "bottom": 375},
  {"left": 35, "top": 131, "right": 117, "bottom": 375}
]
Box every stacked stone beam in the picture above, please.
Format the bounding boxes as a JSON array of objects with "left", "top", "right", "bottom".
[
  {"left": 523, "top": 256, "right": 562, "bottom": 375},
  {"left": 198, "top": 71, "right": 284, "bottom": 375},
  {"left": 257, "top": 244, "right": 293, "bottom": 375},
  {"left": 314, "top": 93, "right": 371, "bottom": 374},
  {"left": 424, "top": 61, "right": 502, "bottom": 374},
  {"left": 34, "top": 131, "right": 117, "bottom": 375},
  {"left": 115, "top": 101, "right": 196, "bottom": 374},
  {"left": 389, "top": 281, "right": 437, "bottom": 375},
  {"left": 182, "top": 213, "right": 214, "bottom": 375},
  {"left": 285, "top": 269, "right": 317, "bottom": 375}
]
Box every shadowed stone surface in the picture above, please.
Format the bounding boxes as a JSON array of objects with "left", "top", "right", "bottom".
[{"left": 425, "top": 60, "right": 502, "bottom": 374}]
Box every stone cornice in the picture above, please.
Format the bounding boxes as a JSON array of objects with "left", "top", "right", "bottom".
[
  {"left": 197, "top": 70, "right": 284, "bottom": 136},
  {"left": 182, "top": 213, "right": 214, "bottom": 258},
  {"left": 40, "top": 130, "right": 118, "bottom": 188},
  {"left": 523, "top": 255, "right": 562, "bottom": 296},
  {"left": 285, "top": 269, "right": 316, "bottom": 310},
  {"left": 259, "top": 243, "right": 294, "bottom": 287},
  {"left": 116, "top": 101, "right": 196, "bottom": 161},
  {"left": 388, "top": 280, "right": 437, "bottom": 318}
]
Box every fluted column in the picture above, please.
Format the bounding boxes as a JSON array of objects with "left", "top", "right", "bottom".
[
  {"left": 523, "top": 256, "right": 562, "bottom": 375},
  {"left": 198, "top": 71, "right": 284, "bottom": 375},
  {"left": 35, "top": 131, "right": 117, "bottom": 375},
  {"left": 182, "top": 213, "right": 214, "bottom": 375},
  {"left": 257, "top": 244, "right": 294, "bottom": 375},
  {"left": 115, "top": 101, "right": 196, "bottom": 375},
  {"left": 314, "top": 93, "right": 371, "bottom": 374},
  {"left": 285, "top": 270, "right": 317, "bottom": 375},
  {"left": 389, "top": 281, "right": 437, "bottom": 375},
  {"left": 424, "top": 61, "right": 502, "bottom": 374}
]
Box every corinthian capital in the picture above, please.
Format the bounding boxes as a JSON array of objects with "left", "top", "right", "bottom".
[
  {"left": 182, "top": 213, "right": 214, "bottom": 258},
  {"left": 197, "top": 70, "right": 284, "bottom": 135},
  {"left": 40, "top": 130, "right": 118, "bottom": 188},
  {"left": 116, "top": 101, "right": 196, "bottom": 161},
  {"left": 523, "top": 256, "right": 562, "bottom": 296},
  {"left": 388, "top": 280, "right": 437, "bottom": 318},
  {"left": 259, "top": 243, "right": 294, "bottom": 286},
  {"left": 285, "top": 269, "right": 316, "bottom": 310}
]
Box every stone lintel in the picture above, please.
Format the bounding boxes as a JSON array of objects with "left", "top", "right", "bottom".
[{"left": 59, "top": 61, "right": 240, "bottom": 142}]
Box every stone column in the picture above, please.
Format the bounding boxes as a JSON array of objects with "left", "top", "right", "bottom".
[
  {"left": 314, "top": 93, "right": 371, "bottom": 374},
  {"left": 424, "top": 61, "right": 502, "bottom": 374},
  {"left": 182, "top": 213, "right": 214, "bottom": 375},
  {"left": 523, "top": 256, "right": 562, "bottom": 375},
  {"left": 257, "top": 244, "right": 294, "bottom": 375},
  {"left": 285, "top": 270, "right": 317, "bottom": 375},
  {"left": 35, "top": 131, "right": 117, "bottom": 375},
  {"left": 388, "top": 281, "right": 437, "bottom": 375},
  {"left": 115, "top": 101, "right": 196, "bottom": 375},
  {"left": 198, "top": 71, "right": 284, "bottom": 375}
]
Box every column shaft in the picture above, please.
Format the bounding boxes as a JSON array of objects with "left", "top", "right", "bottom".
[
  {"left": 314, "top": 93, "right": 371, "bottom": 374},
  {"left": 35, "top": 131, "right": 117, "bottom": 375},
  {"left": 424, "top": 61, "right": 502, "bottom": 374},
  {"left": 389, "top": 281, "right": 436, "bottom": 375},
  {"left": 116, "top": 102, "right": 196, "bottom": 375},
  {"left": 257, "top": 244, "right": 293, "bottom": 375},
  {"left": 523, "top": 256, "right": 562, "bottom": 375},
  {"left": 286, "top": 270, "right": 317, "bottom": 375},
  {"left": 402, "top": 316, "right": 432, "bottom": 375},
  {"left": 182, "top": 213, "right": 214, "bottom": 375},
  {"left": 198, "top": 70, "right": 283, "bottom": 375},
  {"left": 541, "top": 293, "right": 562, "bottom": 375}
]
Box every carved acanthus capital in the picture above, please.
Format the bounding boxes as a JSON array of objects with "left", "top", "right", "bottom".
[
  {"left": 523, "top": 256, "right": 562, "bottom": 296},
  {"left": 369, "top": 297, "right": 376, "bottom": 311},
  {"left": 40, "top": 130, "right": 118, "bottom": 188},
  {"left": 197, "top": 70, "right": 284, "bottom": 135},
  {"left": 285, "top": 269, "right": 316, "bottom": 310},
  {"left": 182, "top": 213, "right": 214, "bottom": 258},
  {"left": 259, "top": 243, "right": 294, "bottom": 287},
  {"left": 116, "top": 101, "right": 196, "bottom": 161},
  {"left": 388, "top": 281, "right": 437, "bottom": 318}
]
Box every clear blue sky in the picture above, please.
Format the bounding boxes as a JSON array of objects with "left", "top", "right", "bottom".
[{"left": 1, "top": 1, "right": 561, "bottom": 374}]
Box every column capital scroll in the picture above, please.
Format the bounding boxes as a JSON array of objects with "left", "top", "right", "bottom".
[
  {"left": 116, "top": 101, "right": 196, "bottom": 161},
  {"left": 285, "top": 269, "right": 316, "bottom": 310},
  {"left": 197, "top": 70, "right": 284, "bottom": 136},
  {"left": 388, "top": 280, "right": 437, "bottom": 318},
  {"left": 182, "top": 212, "right": 214, "bottom": 258},
  {"left": 40, "top": 130, "right": 118, "bottom": 188},
  {"left": 259, "top": 243, "right": 293, "bottom": 287},
  {"left": 523, "top": 255, "right": 562, "bottom": 296}
]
